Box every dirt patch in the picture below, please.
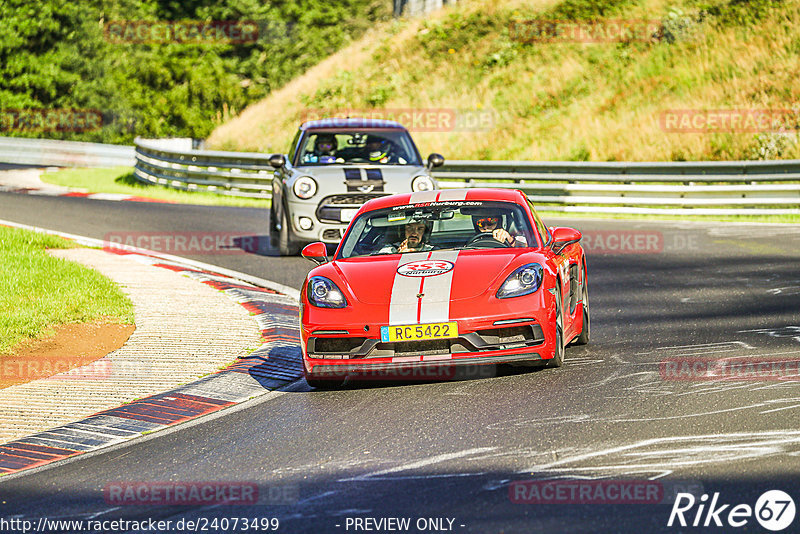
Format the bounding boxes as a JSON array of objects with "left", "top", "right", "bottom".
[{"left": 0, "top": 322, "right": 135, "bottom": 389}]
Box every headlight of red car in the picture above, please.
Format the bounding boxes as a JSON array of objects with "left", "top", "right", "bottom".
[
  {"left": 307, "top": 276, "right": 348, "bottom": 308},
  {"left": 496, "top": 263, "right": 543, "bottom": 299}
]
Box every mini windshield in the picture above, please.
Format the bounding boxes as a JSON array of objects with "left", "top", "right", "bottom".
[
  {"left": 337, "top": 201, "right": 537, "bottom": 259},
  {"left": 296, "top": 130, "right": 421, "bottom": 166}
]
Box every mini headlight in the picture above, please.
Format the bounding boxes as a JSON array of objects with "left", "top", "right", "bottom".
[
  {"left": 497, "top": 263, "right": 543, "bottom": 299},
  {"left": 293, "top": 176, "right": 318, "bottom": 199},
  {"left": 307, "top": 276, "right": 348, "bottom": 308},
  {"left": 411, "top": 175, "right": 434, "bottom": 192}
]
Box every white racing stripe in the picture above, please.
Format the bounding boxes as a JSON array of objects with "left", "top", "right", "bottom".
[
  {"left": 393, "top": 356, "right": 421, "bottom": 363},
  {"left": 388, "top": 250, "right": 460, "bottom": 326},
  {"left": 418, "top": 250, "right": 460, "bottom": 323},
  {"left": 408, "top": 190, "right": 439, "bottom": 204},
  {"left": 387, "top": 191, "right": 467, "bottom": 326},
  {"left": 422, "top": 354, "right": 453, "bottom": 361},
  {"left": 436, "top": 189, "right": 469, "bottom": 202},
  {"left": 389, "top": 252, "right": 429, "bottom": 325}
]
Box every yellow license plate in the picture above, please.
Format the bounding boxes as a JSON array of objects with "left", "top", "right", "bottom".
[{"left": 380, "top": 322, "right": 458, "bottom": 343}]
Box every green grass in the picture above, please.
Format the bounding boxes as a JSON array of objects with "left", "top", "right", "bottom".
[
  {"left": 0, "top": 226, "right": 135, "bottom": 355},
  {"left": 41, "top": 167, "right": 271, "bottom": 208},
  {"left": 208, "top": 0, "right": 800, "bottom": 163}
]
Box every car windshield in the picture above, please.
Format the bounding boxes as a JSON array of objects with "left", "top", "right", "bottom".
[
  {"left": 337, "top": 201, "right": 538, "bottom": 259},
  {"left": 295, "top": 130, "right": 421, "bottom": 166}
]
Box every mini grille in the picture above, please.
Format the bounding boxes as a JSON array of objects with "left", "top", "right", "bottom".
[{"left": 320, "top": 194, "right": 386, "bottom": 205}]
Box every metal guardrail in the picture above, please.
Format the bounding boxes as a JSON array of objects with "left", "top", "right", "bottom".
[
  {"left": 133, "top": 139, "right": 800, "bottom": 215},
  {"left": 0, "top": 136, "right": 797, "bottom": 214},
  {"left": 434, "top": 160, "right": 800, "bottom": 215},
  {"left": 134, "top": 139, "right": 274, "bottom": 199},
  {"left": 0, "top": 136, "right": 135, "bottom": 168},
  {"left": 395, "top": 0, "right": 460, "bottom": 17}
]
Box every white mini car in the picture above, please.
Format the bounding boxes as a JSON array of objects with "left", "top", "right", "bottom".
[{"left": 268, "top": 118, "right": 444, "bottom": 255}]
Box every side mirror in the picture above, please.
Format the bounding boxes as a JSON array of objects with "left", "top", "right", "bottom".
[
  {"left": 269, "top": 154, "right": 286, "bottom": 169},
  {"left": 427, "top": 153, "right": 445, "bottom": 169},
  {"left": 301, "top": 242, "right": 328, "bottom": 265},
  {"left": 550, "top": 227, "right": 582, "bottom": 254}
]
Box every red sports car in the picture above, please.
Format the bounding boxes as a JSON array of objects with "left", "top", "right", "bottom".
[{"left": 299, "top": 188, "right": 589, "bottom": 388}]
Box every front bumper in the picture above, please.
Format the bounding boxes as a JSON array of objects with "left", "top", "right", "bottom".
[
  {"left": 307, "top": 323, "right": 545, "bottom": 359},
  {"left": 286, "top": 201, "right": 347, "bottom": 244},
  {"left": 308, "top": 352, "right": 541, "bottom": 382},
  {"left": 302, "top": 318, "right": 554, "bottom": 379},
  {"left": 301, "top": 277, "right": 558, "bottom": 380},
  {"left": 288, "top": 193, "right": 389, "bottom": 244}
]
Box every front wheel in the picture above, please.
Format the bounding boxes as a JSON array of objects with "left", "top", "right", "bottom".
[
  {"left": 277, "top": 208, "right": 301, "bottom": 256},
  {"left": 269, "top": 204, "right": 278, "bottom": 235},
  {"left": 545, "top": 284, "right": 565, "bottom": 368}
]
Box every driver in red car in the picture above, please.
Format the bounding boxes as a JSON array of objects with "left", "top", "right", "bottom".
[
  {"left": 379, "top": 220, "right": 434, "bottom": 253},
  {"left": 472, "top": 214, "right": 517, "bottom": 246}
]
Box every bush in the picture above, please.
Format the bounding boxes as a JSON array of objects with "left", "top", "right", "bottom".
[
  {"left": 548, "top": 0, "right": 640, "bottom": 20},
  {"left": 691, "top": 0, "right": 785, "bottom": 26},
  {"left": 0, "top": 0, "right": 390, "bottom": 144}
]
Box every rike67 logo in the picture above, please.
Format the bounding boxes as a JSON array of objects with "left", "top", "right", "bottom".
[{"left": 668, "top": 490, "right": 796, "bottom": 531}]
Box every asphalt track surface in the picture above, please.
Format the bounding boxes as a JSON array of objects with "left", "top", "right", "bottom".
[{"left": 2, "top": 191, "right": 800, "bottom": 533}]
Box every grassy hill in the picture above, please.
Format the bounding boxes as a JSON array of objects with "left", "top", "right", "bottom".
[{"left": 207, "top": 0, "right": 800, "bottom": 162}]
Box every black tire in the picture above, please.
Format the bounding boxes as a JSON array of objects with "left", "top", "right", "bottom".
[
  {"left": 545, "top": 284, "right": 565, "bottom": 368},
  {"left": 268, "top": 205, "right": 279, "bottom": 244},
  {"left": 277, "top": 208, "right": 301, "bottom": 256},
  {"left": 573, "top": 265, "right": 590, "bottom": 346}
]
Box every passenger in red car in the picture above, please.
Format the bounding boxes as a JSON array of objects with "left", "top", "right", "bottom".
[{"left": 379, "top": 220, "right": 434, "bottom": 253}]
